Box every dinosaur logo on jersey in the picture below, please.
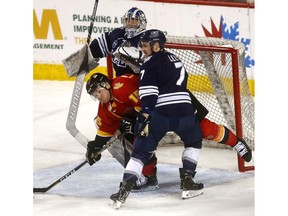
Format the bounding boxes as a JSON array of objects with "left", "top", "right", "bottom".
[
  {"left": 113, "top": 82, "right": 124, "bottom": 90},
  {"left": 201, "top": 16, "right": 254, "bottom": 68}
]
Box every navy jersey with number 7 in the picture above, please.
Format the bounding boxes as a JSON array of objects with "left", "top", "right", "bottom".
[{"left": 139, "top": 50, "right": 194, "bottom": 116}]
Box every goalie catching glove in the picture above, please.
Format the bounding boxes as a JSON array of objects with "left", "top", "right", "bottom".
[
  {"left": 113, "top": 45, "right": 144, "bottom": 73},
  {"left": 134, "top": 112, "right": 151, "bottom": 137},
  {"left": 85, "top": 136, "right": 110, "bottom": 165}
]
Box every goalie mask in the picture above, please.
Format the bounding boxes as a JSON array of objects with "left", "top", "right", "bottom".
[
  {"left": 86, "top": 73, "right": 111, "bottom": 101},
  {"left": 123, "top": 7, "right": 147, "bottom": 38},
  {"left": 140, "top": 29, "right": 166, "bottom": 50}
]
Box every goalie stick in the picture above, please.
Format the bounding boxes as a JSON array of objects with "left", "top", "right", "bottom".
[
  {"left": 65, "top": 0, "right": 99, "bottom": 148},
  {"left": 198, "top": 50, "right": 236, "bottom": 132},
  {"left": 33, "top": 134, "right": 123, "bottom": 193}
]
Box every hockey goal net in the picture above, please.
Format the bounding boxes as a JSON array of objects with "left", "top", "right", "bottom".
[{"left": 164, "top": 36, "right": 254, "bottom": 172}]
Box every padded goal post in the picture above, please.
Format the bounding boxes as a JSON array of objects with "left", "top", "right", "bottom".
[{"left": 165, "top": 36, "right": 254, "bottom": 172}]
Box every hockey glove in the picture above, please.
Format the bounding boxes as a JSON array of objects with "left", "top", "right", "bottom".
[
  {"left": 85, "top": 140, "right": 103, "bottom": 166},
  {"left": 62, "top": 44, "right": 99, "bottom": 77},
  {"left": 134, "top": 112, "right": 151, "bottom": 137},
  {"left": 119, "top": 112, "right": 137, "bottom": 134},
  {"left": 113, "top": 45, "right": 144, "bottom": 73}
]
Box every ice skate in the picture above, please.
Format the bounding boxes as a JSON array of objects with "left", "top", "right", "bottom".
[
  {"left": 110, "top": 181, "right": 134, "bottom": 209},
  {"left": 179, "top": 168, "right": 204, "bottom": 199},
  {"left": 234, "top": 138, "right": 252, "bottom": 162}
]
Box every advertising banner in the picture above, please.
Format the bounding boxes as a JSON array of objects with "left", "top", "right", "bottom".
[{"left": 33, "top": 0, "right": 254, "bottom": 82}]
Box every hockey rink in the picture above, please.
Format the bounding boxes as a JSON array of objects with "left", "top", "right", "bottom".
[{"left": 33, "top": 80, "right": 255, "bottom": 216}]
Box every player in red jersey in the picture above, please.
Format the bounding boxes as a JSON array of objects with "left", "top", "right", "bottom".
[{"left": 85, "top": 73, "right": 159, "bottom": 191}]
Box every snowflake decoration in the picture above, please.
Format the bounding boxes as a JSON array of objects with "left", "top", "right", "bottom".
[{"left": 201, "top": 16, "right": 255, "bottom": 68}]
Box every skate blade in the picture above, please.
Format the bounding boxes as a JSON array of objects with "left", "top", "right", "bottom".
[
  {"left": 132, "top": 185, "right": 159, "bottom": 192},
  {"left": 109, "top": 199, "right": 122, "bottom": 210},
  {"left": 182, "top": 189, "right": 203, "bottom": 199}
]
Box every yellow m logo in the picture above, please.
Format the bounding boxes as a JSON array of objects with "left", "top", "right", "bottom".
[{"left": 33, "top": 9, "right": 63, "bottom": 40}]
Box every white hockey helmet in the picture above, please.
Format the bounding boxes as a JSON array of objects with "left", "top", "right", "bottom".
[{"left": 123, "top": 7, "right": 147, "bottom": 38}]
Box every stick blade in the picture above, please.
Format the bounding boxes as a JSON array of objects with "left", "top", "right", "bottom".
[{"left": 33, "top": 188, "right": 49, "bottom": 193}]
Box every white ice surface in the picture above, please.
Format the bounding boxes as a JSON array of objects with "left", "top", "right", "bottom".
[{"left": 33, "top": 80, "right": 255, "bottom": 216}]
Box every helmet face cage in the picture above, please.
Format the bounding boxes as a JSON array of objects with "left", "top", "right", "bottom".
[
  {"left": 123, "top": 7, "right": 147, "bottom": 38},
  {"left": 140, "top": 29, "right": 166, "bottom": 49}
]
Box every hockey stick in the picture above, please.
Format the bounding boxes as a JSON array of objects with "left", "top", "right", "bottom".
[
  {"left": 65, "top": 0, "right": 99, "bottom": 148},
  {"left": 33, "top": 160, "right": 87, "bottom": 193},
  {"left": 86, "top": 0, "right": 99, "bottom": 45},
  {"left": 33, "top": 134, "right": 123, "bottom": 193}
]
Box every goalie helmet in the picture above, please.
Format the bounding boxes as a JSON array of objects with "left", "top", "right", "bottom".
[
  {"left": 123, "top": 7, "right": 147, "bottom": 38},
  {"left": 140, "top": 29, "right": 166, "bottom": 49},
  {"left": 86, "top": 73, "right": 110, "bottom": 95}
]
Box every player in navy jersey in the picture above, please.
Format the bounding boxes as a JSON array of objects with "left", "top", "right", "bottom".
[
  {"left": 89, "top": 7, "right": 146, "bottom": 76},
  {"left": 110, "top": 29, "right": 204, "bottom": 209}
]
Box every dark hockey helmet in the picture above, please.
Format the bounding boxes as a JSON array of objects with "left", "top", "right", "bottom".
[
  {"left": 86, "top": 73, "right": 110, "bottom": 95},
  {"left": 140, "top": 29, "right": 166, "bottom": 49},
  {"left": 123, "top": 7, "right": 147, "bottom": 38}
]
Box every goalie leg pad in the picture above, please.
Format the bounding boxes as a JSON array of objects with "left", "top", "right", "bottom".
[
  {"left": 107, "top": 138, "right": 126, "bottom": 167},
  {"left": 107, "top": 136, "right": 135, "bottom": 167}
]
